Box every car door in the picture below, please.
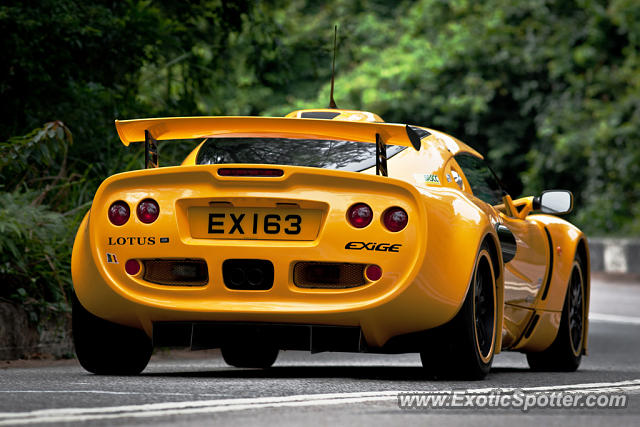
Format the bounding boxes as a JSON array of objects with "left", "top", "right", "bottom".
[{"left": 453, "top": 153, "right": 549, "bottom": 308}]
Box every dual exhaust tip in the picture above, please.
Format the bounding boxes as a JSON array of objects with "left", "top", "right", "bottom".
[{"left": 223, "top": 259, "right": 274, "bottom": 290}]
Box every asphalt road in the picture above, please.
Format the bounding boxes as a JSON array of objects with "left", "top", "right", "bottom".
[{"left": 1, "top": 274, "right": 639, "bottom": 426}]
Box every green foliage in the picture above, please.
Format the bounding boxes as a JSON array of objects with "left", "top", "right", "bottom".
[
  {"left": 520, "top": 0, "right": 640, "bottom": 235},
  {"left": 0, "top": 190, "right": 72, "bottom": 318},
  {"left": 0, "top": 122, "right": 81, "bottom": 319},
  {"left": 1, "top": 121, "right": 72, "bottom": 190}
]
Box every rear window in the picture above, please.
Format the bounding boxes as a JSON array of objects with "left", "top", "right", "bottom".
[{"left": 196, "top": 137, "right": 406, "bottom": 172}]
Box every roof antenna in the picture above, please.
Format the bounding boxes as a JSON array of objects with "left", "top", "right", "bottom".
[{"left": 328, "top": 25, "right": 338, "bottom": 109}]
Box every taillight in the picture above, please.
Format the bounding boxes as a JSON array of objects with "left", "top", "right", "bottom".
[
  {"left": 382, "top": 207, "right": 408, "bottom": 232},
  {"left": 365, "top": 264, "right": 383, "bottom": 281},
  {"left": 125, "top": 259, "right": 141, "bottom": 276},
  {"left": 137, "top": 199, "right": 159, "bottom": 224},
  {"left": 347, "top": 203, "right": 373, "bottom": 228},
  {"left": 108, "top": 201, "right": 130, "bottom": 226},
  {"left": 218, "top": 168, "right": 284, "bottom": 177}
]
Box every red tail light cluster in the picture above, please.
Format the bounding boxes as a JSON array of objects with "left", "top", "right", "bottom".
[
  {"left": 137, "top": 199, "right": 160, "bottom": 224},
  {"left": 347, "top": 203, "right": 373, "bottom": 228},
  {"left": 383, "top": 207, "right": 408, "bottom": 232},
  {"left": 347, "top": 203, "right": 408, "bottom": 232},
  {"left": 108, "top": 201, "right": 130, "bottom": 226},
  {"left": 108, "top": 199, "right": 159, "bottom": 225}
]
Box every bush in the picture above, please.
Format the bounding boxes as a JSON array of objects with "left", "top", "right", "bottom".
[
  {"left": 0, "top": 122, "right": 81, "bottom": 321},
  {"left": 0, "top": 190, "right": 72, "bottom": 319}
]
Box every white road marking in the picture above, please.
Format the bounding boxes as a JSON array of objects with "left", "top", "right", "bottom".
[
  {"left": 0, "top": 390, "right": 197, "bottom": 396},
  {"left": 466, "top": 378, "right": 640, "bottom": 393},
  {"left": 0, "top": 392, "right": 398, "bottom": 425},
  {"left": 590, "top": 312, "right": 640, "bottom": 325},
  {"left": 1, "top": 379, "right": 639, "bottom": 425}
]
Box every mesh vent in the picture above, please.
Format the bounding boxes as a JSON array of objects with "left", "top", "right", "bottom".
[
  {"left": 294, "top": 262, "right": 366, "bottom": 289},
  {"left": 143, "top": 259, "right": 208, "bottom": 286}
]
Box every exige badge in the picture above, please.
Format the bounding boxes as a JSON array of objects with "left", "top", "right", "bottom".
[{"left": 345, "top": 241, "right": 402, "bottom": 252}]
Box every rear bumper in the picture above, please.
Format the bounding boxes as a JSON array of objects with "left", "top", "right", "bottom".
[{"left": 73, "top": 213, "right": 467, "bottom": 348}]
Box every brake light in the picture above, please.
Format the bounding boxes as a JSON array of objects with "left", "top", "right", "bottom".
[
  {"left": 383, "top": 207, "right": 408, "bottom": 232},
  {"left": 108, "top": 201, "right": 130, "bottom": 226},
  {"left": 347, "top": 203, "right": 373, "bottom": 228},
  {"left": 137, "top": 199, "right": 160, "bottom": 224},
  {"left": 218, "top": 168, "right": 284, "bottom": 177}
]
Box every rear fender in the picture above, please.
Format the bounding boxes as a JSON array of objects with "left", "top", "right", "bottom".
[
  {"left": 72, "top": 210, "right": 152, "bottom": 335},
  {"left": 527, "top": 215, "right": 590, "bottom": 353}
]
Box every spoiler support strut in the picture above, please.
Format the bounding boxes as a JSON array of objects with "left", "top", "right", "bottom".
[
  {"left": 145, "top": 130, "right": 158, "bottom": 169},
  {"left": 375, "top": 133, "right": 388, "bottom": 177}
]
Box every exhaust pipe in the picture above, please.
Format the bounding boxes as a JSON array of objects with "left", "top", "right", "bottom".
[{"left": 223, "top": 259, "right": 274, "bottom": 290}]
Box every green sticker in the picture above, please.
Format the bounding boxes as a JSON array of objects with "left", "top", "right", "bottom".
[
  {"left": 414, "top": 173, "right": 441, "bottom": 185},
  {"left": 424, "top": 174, "right": 440, "bottom": 184}
]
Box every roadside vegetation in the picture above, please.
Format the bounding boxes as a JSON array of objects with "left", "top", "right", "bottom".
[{"left": 1, "top": 0, "right": 639, "bottom": 320}]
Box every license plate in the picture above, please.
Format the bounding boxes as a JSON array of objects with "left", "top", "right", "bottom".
[{"left": 189, "top": 207, "right": 322, "bottom": 240}]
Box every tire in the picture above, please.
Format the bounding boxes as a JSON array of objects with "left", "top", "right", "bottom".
[
  {"left": 527, "top": 254, "right": 585, "bottom": 372},
  {"left": 72, "top": 294, "right": 152, "bottom": 375},
  {"left": 221, "top": 332, "right": 279, "bottom": 368},
  {"left": 420, "top": 242, "right": 498, "bottom": 380}
]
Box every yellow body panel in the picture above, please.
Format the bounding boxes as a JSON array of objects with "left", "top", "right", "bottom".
[{"left": 73, "top": 109, "right": 589, "bottom": 356}]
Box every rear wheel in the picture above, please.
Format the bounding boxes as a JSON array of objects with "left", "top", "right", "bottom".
[
  {"left": 527, "top": 255, "right": 585, "bottom": 371},
  {"left": 72, "top": 294, "right": 152, "bottom": 375},
  {"left": 420, "top": 242, "right": 497, "bottom": 380}
]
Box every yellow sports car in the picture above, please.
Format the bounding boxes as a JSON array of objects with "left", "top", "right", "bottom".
[{"left": 71, "top": 108, "right": 589, "bottom": 379}]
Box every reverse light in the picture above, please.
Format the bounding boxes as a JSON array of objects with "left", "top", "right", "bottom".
[
  {"left": 108, "top": 201, "right": 130, "bottom": 226},
  {"left": 347, "top": 203, "right": 373, "bottom": 228},
  {"left": 137, "top": 199, "right": 160, "bottom": 224},
  {"left": 383, "top": 207, "right": 408, "bottom": 232},
  {"left": 365, "top": 264, "right": 383, "bottom": 281}
]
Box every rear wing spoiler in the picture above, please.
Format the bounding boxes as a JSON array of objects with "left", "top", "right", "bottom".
[{"left": 114, "top": 116, "right": 427, "bottom": 173}]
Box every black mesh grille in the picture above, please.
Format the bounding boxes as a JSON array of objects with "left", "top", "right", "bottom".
[
  {"left": 143, "top": 259, "right": 208, "bottom": 286},
  {"left": 294, "top": 262, "right": 366, "bottom": 289}
]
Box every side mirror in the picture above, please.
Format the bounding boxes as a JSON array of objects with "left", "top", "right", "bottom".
[{"left": 533, "top": 190, "right": 573, "bottom": 215}]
